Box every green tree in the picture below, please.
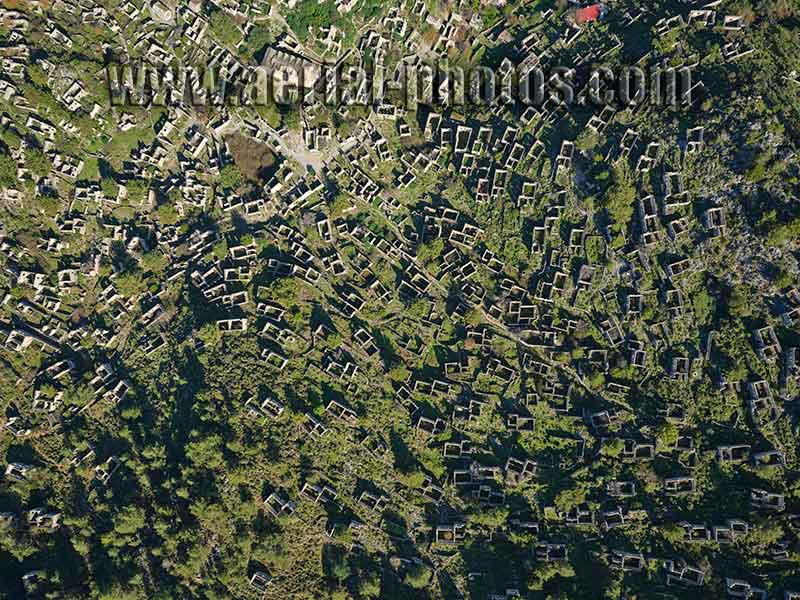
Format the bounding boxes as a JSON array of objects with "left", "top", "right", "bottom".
[
  {"left": 185, "top": 433, "right": 226, "bottom": 471},
  {"left": 405, "top": 564, "right": 431, "bottom": 589},
  {"left": 155, "top": 203, "right": 179, "bottom": 225},
  {"left": 209, "top": 10, "right": 241, "bottom": 46},
  {"left": 661, "top": 523, "right": 685, "bottom": 544},
  {"left": 286, "top": 0, "right": 336, "bottom": 41},
  {"left": 113, "top": 506, "right": 146, "bottom": 538},
  {"left": 416, "top": 238, "right": 443, "bottom": 265},
  {"left": 692, "top": 287, "right": 716, "bottom": 324},
  {"left": 529, "top": 562, "right": 574, "bottom": 591},
  {"left": 331, "top": 556, "right": 351, "bottom": 583},
  {"left": 601, "top": 438, "right": 624, "bottom": 458},
  {"left": 655, "top": 422, "right": 679, "bottom": 450},
  {"left": 358, "top": 573, "right": 381, "bottom": 598},
  {"left": 101, "top": 176, "right": 118, "bottom": 198},
  {"left": 554, "top": 485, "right": 587, "bottom": 512},
  {"left": 211, "top": 238, "right": 228, "bottom": 260},
  {"left": 600, "top": 162, "right": 636, "bottom": 248},
  {"left": 0, "top": 153, "right": 16, "bottom": 187},
  {"left": 219, "top": 163, "right": 243, "bottom": 190},
  {"left": 727, "top": 285, "right": 752, "bottom": 318},
  {"left": 116, "top": 270, "right": 145, "bottom": 296},
  {"left": 126, "top": 178, "right": 148, "bottom": 204},
  {"left": 241, "top": 25, "right": 273, "bottom": 61},
  {"left": 26, "top": 148, "right": 51, "bottom": 177}
]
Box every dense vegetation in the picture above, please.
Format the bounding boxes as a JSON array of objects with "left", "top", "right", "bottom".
[{"left": 0, "top": 0, "right": 799, "bottom": 599}]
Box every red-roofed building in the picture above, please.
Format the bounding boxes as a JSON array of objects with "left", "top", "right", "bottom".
[{"left": 572, "top": 3, "right": 607, "bottom": 25}]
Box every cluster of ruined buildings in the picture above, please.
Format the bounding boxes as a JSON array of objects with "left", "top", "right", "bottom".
[{"left": 0, "top": 0, "right": 798, "bottom": 596}]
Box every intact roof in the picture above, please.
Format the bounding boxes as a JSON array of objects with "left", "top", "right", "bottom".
[{"left": 575, "top": 3, "right": 603, "bottom": 24}]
